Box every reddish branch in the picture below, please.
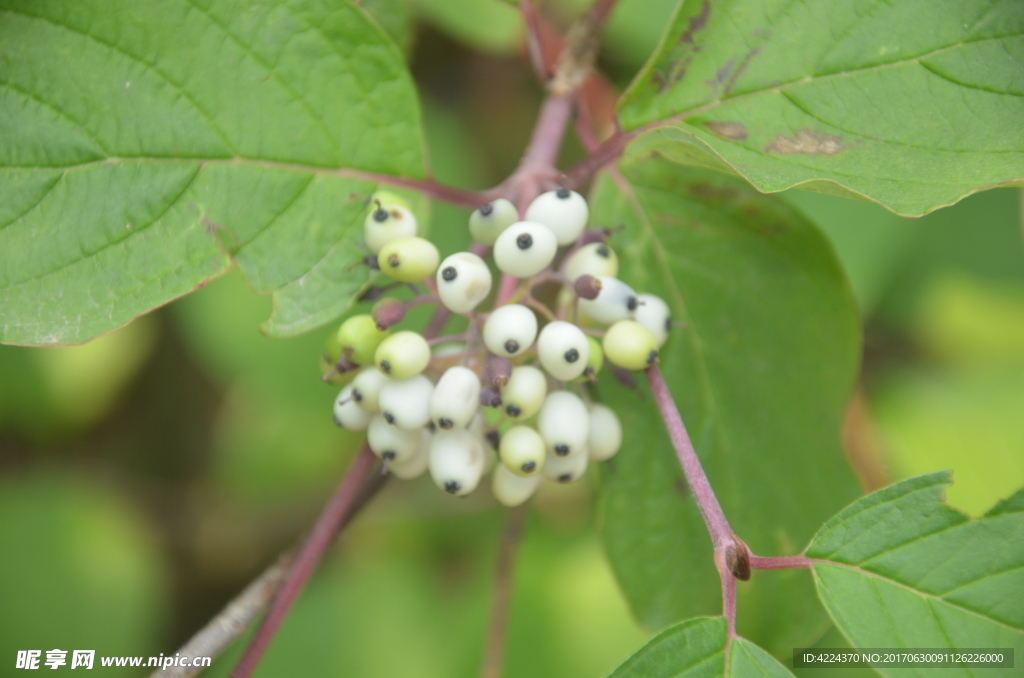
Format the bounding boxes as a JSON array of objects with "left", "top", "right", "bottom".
[{"left": 480, "top": 505, "right": 529, "bottom": 678}]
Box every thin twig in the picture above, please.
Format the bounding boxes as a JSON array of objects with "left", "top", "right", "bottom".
[
  {"left": 749, "top": 554, "right": 814, "bottom": 570},
  {"left": 562, "top": 128, "right": 639, "bottom": 189},
  {"left": 229, "top": 447, "right": 379, "bottom": 678},
  {"left": 480, "top": 505, "right": 529, "bottom": 678}
]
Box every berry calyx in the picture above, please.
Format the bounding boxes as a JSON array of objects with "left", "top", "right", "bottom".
[{"left": 333, "top": 384, "right": 373, "bottom": 431}]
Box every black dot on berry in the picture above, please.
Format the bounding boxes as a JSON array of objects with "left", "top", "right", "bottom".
[
  {"left": 564, "top": 348, "right": 579, "bottom": 363},
  {"left": 383, "top": 411, "right": 395, "bottom": 424},
  {"left": 555, "top": 444, "right": 569, "bottom": 456},
  {"left": 556, "top": 187, "right": 571, "bottom": 199},
  {"left": 627, "top": 296, "right": 638, "bottom": 311},
  {"left": 647, "top": 350, "right": 658, "bottom": 365},
  {"left": 352, "top": 389, "right": 363, "bottom": 402},
  {"left": 332, "top": 414, "right": 343, "bottom": 427},
  {"left": 427, "top": 421, "right": 437, "bottom": 432},
  {"left": 438, "top": 418, "right": 453, "bottom": 429},
  {"left": 558, "top": 473, "right": 572, "bottom": 483},
  {"left": 597, "top": 245, "right": 610, "bottom": 258},
  {"left": 442, "top": 266, "right": 457, "bottom": 281},
  {"left": 522, "top": 461, "right": 536, "bottom": 473},
  {"left": 506, "top": 404, "right": 522, "bottom": 417},
  {"left": 387, "top": 254, "right": 400, "bottom": 268},
  {"left": 444, "top": 480, "right": 461, "bottom": 494},
  {"left": 665, "top": 317, "right": 673, "bottom": 331},
  {"left": 516, "top": 233, "right": 533, "bottom": 250},
  {"left": 382, "top": 450, "right": 396, "bottom": 461},
  {"left": 373, "top": 207, "right": 389, "bottom": 222},
  {"left": 583, "top": 367, "right": 595, "bottom": 379},
  {"left": 380, "top": 359, "right": 391, "bottom": 373},
  {"left": 504, "top": 339, "right": 520, "bottom": 354},
  {"left": 479, "top": 202, "right": 494, "bottom": 216}
]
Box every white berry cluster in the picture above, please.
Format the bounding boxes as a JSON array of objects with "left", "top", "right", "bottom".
[{"left": 323, "top": 188, "right": 672, "bottom": 506}]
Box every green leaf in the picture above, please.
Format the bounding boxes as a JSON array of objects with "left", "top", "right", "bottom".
[
  {"left": 607, "top": 617, "right": 795, "bottom": 678},
  {"left": 0, "top": 0, "right": 425, "bottom": 345},
  {"left": 617, "top": 0, "right": 1024, "bottom": 216},
  {"left": 593, "top": 158, "right": 862, "bottom": 653},
  {"left": 807, "top": 472, "right": 1024, "bottom": 673}
]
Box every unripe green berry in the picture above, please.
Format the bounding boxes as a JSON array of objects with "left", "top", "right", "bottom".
[
  {"left": 375, "top": 331, "right": 430, "bottom": 379},
  {"left": 351, "top": 367, "right": 390, "bottom": 412},
  {"left": 333, "top": 384, "right": 373, "bottom": 431},
  {"left": 525, "top": 189, "right": 589, "bottom": 246},
  {"left": 499, "top": 365, "right": 547, "bottom": 420},
  {"left": 603, "top": 320, "right": 659, "bottom": 371},
  {"left": 429, "top": 430, "right": 486, "bottom": 496},
  {"left": 634, "top": 293, "right": 672, "bottom": 347},
  {"left": 499, "top": 425, "right": 546, "bottom": 477},
  {"left": 483, "top": 304, "right": 538, "bottom": 358},
  {"left": 492, "top": 464, "right": 541, "bottom": 507},
  {"left": 537, "top": 321, "right": 590, "bottom": 381},
  {"left": 377, "top": 236, "right": 440, "bottom": 283},
  {"left": 378, "top": 374, "right": 434, "bottom": 430},
  {"left": 469, "top": 198, "right": 518, "bottom": 245},
  {"left": 572, "top": 336, "right": 604, "bottom": 383},
  {"left": 337, "top": 314, "right": 390, "bottom": 366},
  {"left": 367, "top": 413, "right": 422, "bottom": 463},
  {"left": 364, "top": 203, "right": 417, "bottom": 254},
  {"left": 587, "top": 404, "right": 622, "bottom": 461},
  {"left": 542, "top": 446, "right": 589, "bottom": 483},
  {"left": 563, "top": 242, "right": 619, "bottom": 282},
  {"left": 537, "top": 391, "right": 589, "bottom": 458}
]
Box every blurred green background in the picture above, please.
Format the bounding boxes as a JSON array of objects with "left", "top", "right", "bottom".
[{"left": 2, "top": 1, "right": 1023, "bottom": 676}]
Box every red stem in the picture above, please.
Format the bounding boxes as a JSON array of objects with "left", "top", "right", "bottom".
[
  {"left": 563, "top": 128, "right": 638, "bottom": 189},
  {"left": 230, "top": 447, "right": 377, "bottom": 678},
  {"left": 520, "top": 0, "right": 551, "bottom": 82},
  {"left": 358, "top": 172, "right": 493, "bottom": 209},
  {"left": 749, "top": 554, "right": 814, "bottom": 570}
]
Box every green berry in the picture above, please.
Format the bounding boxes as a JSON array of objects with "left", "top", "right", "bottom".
[
  {"left": 374, "top": 330, "right": 431, "bottom": 379},
  {"left": 377, "top": 236, "right": 440, "bottom": 283},
  {"left": 337, "top": 314, "right": 390, "bottom": 366},
  {"left": 499, "top": 365, "right": 547, "bottom": 420},
  {"left": 603, "top": 320, "right": 659, "bottom": 371},
  {"left": 370, "top": 190, "right": 411, "bottom": 210},
  {"left": 572, "top": 336, "right": 604, "bottom": 383},
  {"left": 499, "top": 425, "right": 546, "bottom": 477}
]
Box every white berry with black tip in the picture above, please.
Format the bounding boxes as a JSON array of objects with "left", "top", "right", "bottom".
[
  {"left": 587, "top": 404, "right": 622, "bottom": 461},
  {"left": 388, "top": 430, "right": 431, "bottom": 479},
  {"left": 351, "top": 367, "right": 390, "bottom": 412},
  {"left": 364, "top": 203, "right": 417, "bottom": 254},
  {"left": 537, "top": 390, "right": 589, "bottom": 458},
  {"left": 578, "top": 276, "right": 638, "bottom": 325},
  {"left": 437, "top": 252, "right": 493, "bottom": 314},
  {"left": 378, "top": 374, "right": 434, "bottom": 430},
  {"left": 368, "top": 414, "right": 422, "bottom": 464},
  {"left": 333, "top": 384, "right": 373, "bottom": 431},
  {"left": 375, "top": 331, "right": 431, "bottom": 379},
  {"left": 483, "top": 304, "right": 538, "bottom": 358},
  {"left": 469, "top": 198, "right": 518, "bottom": 245},
  {"left": 429, "top": 366, "right": 481, "bottom": 430},
  {"left": 499, "top": 425, "right": 546, "bottom": 477},
  {"left": 493, "top": 221, "right": 558, "bottom": 278},
  {"left": 525, "top": 189, "right": 589, "bottom": 246},
  {"left": 542, "top": 446, "right": 589, "bottom": 484},
  {"left": 492, "top": 464, "right": 541, "bottom": 507},
  {"left": 537, "top": 321, "right": 590, "bottom": 381},
  {"left": 429, "top": 430, "right": 486, "bottom": 496},
  {"left": 563, "top": 242, "right": 619, "bottom": 282},
  {"left": 634, "top": 293, "right": 672, "bottom": 347},
  {"left": 499, "top": 365, "right": 547, "bottom": 420}
]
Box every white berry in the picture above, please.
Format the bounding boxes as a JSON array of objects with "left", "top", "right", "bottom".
[
  {"left": 483, "top": 304, "right": 538, "bottom": 358},
  {"left": 429, "top": 430, "right": 486, "bottom": 496},
  {"left": 375, "top": 331, "right": 431, "bottom": 379},
  {"left": 578, "top": 276, "right": 638, "bottom": 325},
  {"left": 537, "top": 321, "right": 589, "bottom": 381},
  {"left": 524, "top": 189, "right": 589, "bottom": 246},
  {"left": 388, "top": 429, "right": 431, "bottom": 479},
  {"left": 492, "top": 464, "right": 541, "bottom": 507},
  {"left": 587, "top": 404, "right": 622, "bottom": 461},
  {"left": 333, "top": 384, "right": 372, "bottom": 431},
  {"left": 378, "top": 374, "right": 434, "bottom": 430},
  {"left": 563, "top": 242, "right": 619, "bottom": 282},
  {"left": 542, "top": 446, "right": 589, "bottom": 483},
  {"left": 537, "top": 390, "right": 589, "bottom": 458},
  {"left": 437, "top": 252, "right": 493, "bottom": 314},
  {"left": 364, "top": 203, "right": 417, "bottom": 254},
  {"left": 430, "top": 366, "right": 481, "bottom": 430},
  {"left": 493, "top": 221, "right": 558, "bottom": 278},
  {"left": 499, "top": 425, "right": 546, "bottom": 477},
  {"left": 634, "top": 293, "right": 671, "bottom": 347},
  {"left": 351, "top": 367, "right": 390, "bottom": 412},
  {"left": 499, "top": 365, "right": 547, "bottom": 420},
  {"left": 368, "top": 413, "right": 422, "bottom": 464},
  {"left": 469, "top": 199, "right": 518, "bottom": 245}
]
